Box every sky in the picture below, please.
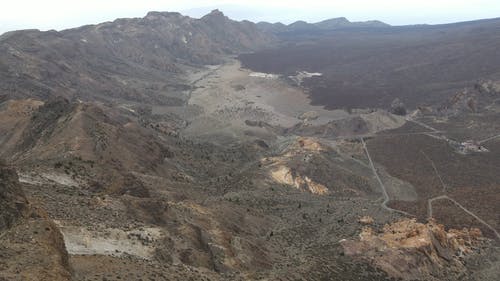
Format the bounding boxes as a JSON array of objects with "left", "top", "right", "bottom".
[{"left": 1, "top": 0, "right": 500, "bottom": 34}]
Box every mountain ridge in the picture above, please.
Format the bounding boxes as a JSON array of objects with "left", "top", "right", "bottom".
[
  {"left": 0, "top": 9, "right": 275, "bottom": 104},
  {"left": 1, "top": 8, "right": 500, "bottom": 281},
  {"left": 257, "top": 17, "right": 390, "bottom": 33}
]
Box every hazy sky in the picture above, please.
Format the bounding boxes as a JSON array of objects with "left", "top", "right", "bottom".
[{"left": 1, "top": 0, "right": 500, "bottom": 34}]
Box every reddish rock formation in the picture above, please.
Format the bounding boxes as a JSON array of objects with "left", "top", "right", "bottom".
[{"left": 342, "top": 218, "right": 485, "bottom": 280}]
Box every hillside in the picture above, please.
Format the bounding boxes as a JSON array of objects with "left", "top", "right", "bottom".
[
  {"left": 241, "top": 18, "right": 500, "bottom": 110},
  {"left": 0, "top": 10, "right": 274, "bottom": 104},
  {"left": 0, "top": 10, "right": 499, "bottom": 281},
  {"left": 0, "top": 162, "right": 72, "bottom": 280}
]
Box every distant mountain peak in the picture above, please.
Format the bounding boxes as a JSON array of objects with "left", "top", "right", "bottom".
[
  {"left": 209, "top": 9, "right": 223, "bottom": 15},
  {"left": 257, "top": 16, "right": 389, "bottom": 33},
  {"left": 290, "top": 20, "right": 308, "bottom": 25},
  {"left": 319, "top": 17, "right": 350, "bottom": 23},
  {"left": 203, "top": 9, "right": 226, "bottom": 19},
  {"left": 315, "top": 17, "right": 389, "bottom": 29}
]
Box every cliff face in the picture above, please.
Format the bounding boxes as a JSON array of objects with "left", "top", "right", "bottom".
[
  {"left": 0, "top": 161, "right": 28, "bottom": 231},
  {"left": 0, "top": 161, "right": 71, "bottom": 281}
]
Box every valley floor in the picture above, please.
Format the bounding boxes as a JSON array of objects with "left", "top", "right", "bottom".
[{"left": 1, "top": 58, "right": 499, "bottom": 281}]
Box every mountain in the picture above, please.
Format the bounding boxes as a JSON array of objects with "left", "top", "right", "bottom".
[
  {"left": 257, "top": 17, "right": 390, "bottom": 33},
  {"left": 1, "top": 9, "right": 499, "bottom": 281},
  {"left": 241, "top": 17, "right": 500, "bottom": 110},
  {"left": 316, "top": 17, "right": 389, "bottom": 29},
  {"left": 0, "top": 10, "right": 275, "bottom": 104}
]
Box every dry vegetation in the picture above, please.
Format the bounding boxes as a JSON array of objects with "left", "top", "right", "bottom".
[
  {"left": 240, "top": 19, "right": 500, "bottom": 110},
  {"left": 1, "top": 9, "right": 500, "bottom": 281}
]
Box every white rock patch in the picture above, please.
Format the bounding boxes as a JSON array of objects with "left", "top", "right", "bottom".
[
  {"left": 289, "top": 71, "right": 323, "bottom": 85},
  {"left": 18, "top": 172, "right": 80, "bottom": 187},
  {"left": 249, "top": 72, "right": 280, "bottom": 79},
  {"left": 57, "top": 224, "right": 163, "bottom": 260}
]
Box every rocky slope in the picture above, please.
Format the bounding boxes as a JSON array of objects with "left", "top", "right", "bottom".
[
  {"left": 0, "top": 10, "right": 274, "bottom": 103},
  {"left": 0, "top": 162, "right": 71, "bottom": 281},
  {"left": 0, "top": 97, "right": 263, "bottom": 196},
  {"left": 342, "top": 218, "right": 496, "bottom": 281},
  {"left": 0, "top": 96, "right": 398, "bottom": 280},
  {"left": 0, "top": 10, "right": 499, "bottom": 281},
  {"left": 0, "top": 160, "right": 28, "bottom": 230},
  {"left": 435, "top": 79, "right": 500, "bottom": 116}
]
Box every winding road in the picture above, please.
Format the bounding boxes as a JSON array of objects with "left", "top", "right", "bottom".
[
  {"left": 479, "top": 134, "right": 500, "bottom": 144},
  {"left": 420, "top": 148, "right": 500, "bottom": 240},
  {"left": 361, "top": 128, "right": 500, "bottom": 240},
  {"left": 406, "top": 118, "right": 440, "bottom": 132},
  {"left": 361, "top": 137, "right": 415, "bottom": 217},
  {"left": 427, "top": 195, "right": 500, "bottom": 240}
]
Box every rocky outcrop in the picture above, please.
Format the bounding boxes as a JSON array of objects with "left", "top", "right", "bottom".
[
  {"left": 265, "top": 137, "right": 375, "bottom": 196},
  {"left": 438, "top": 90, "right": 479, "bottom": 115},
  {"left": 437, "top": 80, "right": 500, "bottom": 116},
  {"left": 474, "top": 80, "right": 500, "bottom": 96},
  {"left": 390, "top": 98, "right": 407, "bottom": 116},
  {"left": 342, "top": 219, "right": 485, "bottom": 281},
  {"left": 0, "top": 161, "right": 28, "bottom": 231},
  {"left": 271, "top": 165, "right": 329, "bottom": 195},
  {"left": 0, "top": 161, "right": 71, "bottom": 280}
]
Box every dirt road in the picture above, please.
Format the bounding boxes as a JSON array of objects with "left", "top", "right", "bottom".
[
  {"left": 428, "top": 195, "right": 500, "bottom": 240},
  {"left": 361, "top": 137, "right": 414, "bottom": 217}
]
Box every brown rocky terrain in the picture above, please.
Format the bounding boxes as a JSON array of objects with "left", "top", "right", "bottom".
[
  {"left": 0, "top": 10, "right": 274, "bottom": 104},
  {"left": 342, "top": 218, "right": 494, "bottom": 281},
  {"left": 1, "top": 92, "right": 497, "bottom": 280},
  {"left": 0, "top": 162, "right": 71, "bottom": 281},
  {"left": 0, "top": 10, "right": 499, "bottom": 281},
  {"left": 0, "top": 94, "right": 395, "bottom": 280},
  {"left": 0, "top": 160, "right": 29, "bottom": 231}
]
